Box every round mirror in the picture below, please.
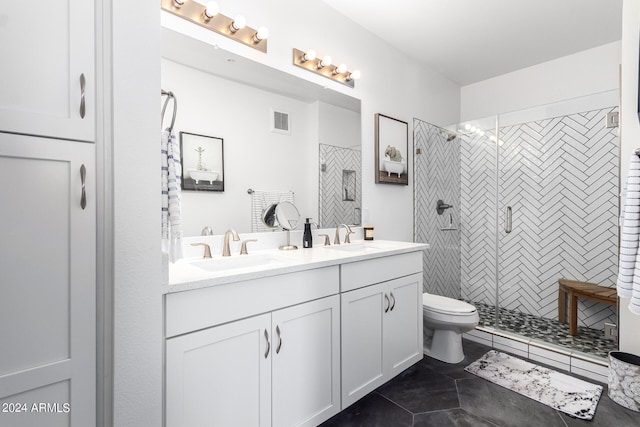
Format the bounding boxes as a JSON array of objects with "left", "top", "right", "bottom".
[
  {"left": 261, "top": 203, "right": 279, "bottom": 229},
  {"left": 275, "top": 201, "right": 300, "bottom": 230}
]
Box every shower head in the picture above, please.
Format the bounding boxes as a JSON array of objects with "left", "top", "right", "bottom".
[{"left": 439, "top": 130, "right": 458, "bottom": 141}]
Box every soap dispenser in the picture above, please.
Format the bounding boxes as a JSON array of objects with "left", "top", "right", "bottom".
[{"left": 303, "top": 218, "right": 313, "bottom": 248}]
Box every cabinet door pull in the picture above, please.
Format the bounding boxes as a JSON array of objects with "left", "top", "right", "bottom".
[
  {"left": 264, "top": 329, "right": 270, "bottom": 359},
  {"left": 389, "top": 292, "right": 396, "bottom": 311},
  {"left": 276, "top": 325, "right": 283, "bottom": 354},
  {"left": 384, "top": 293, "right": 390, "bottom": 313},
  {"left": 80, "top": 164, "right": 87, "bottom": 210},
  {"left": 79, "top": 73, "right": 86, "bottom": 119}
]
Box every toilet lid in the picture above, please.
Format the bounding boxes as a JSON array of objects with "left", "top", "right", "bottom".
[{"left": 423, "top": 293, "right": 477, "bottom": 314}]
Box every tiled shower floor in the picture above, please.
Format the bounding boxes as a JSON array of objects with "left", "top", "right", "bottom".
[{"left": 470, "top": 301, "right": 617, "bottom": 359}]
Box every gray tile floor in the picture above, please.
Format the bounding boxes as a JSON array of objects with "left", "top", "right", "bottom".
[{"left": 320, "top": 340, "right": 640, "bottom": 427}]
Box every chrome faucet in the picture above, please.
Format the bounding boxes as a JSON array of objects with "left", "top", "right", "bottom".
[
  {"left": 201, "top": 226, "right": 214, "bottom": 236},
  {"left": 334, "top": 224, "right": 354, "bottom": 245},
  {"left": 222, "top": 229, "right": 240, "bottom": 257}
]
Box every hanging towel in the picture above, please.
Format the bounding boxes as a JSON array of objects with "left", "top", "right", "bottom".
[
  {"left": 617, "top": 153, "right": 640, "bottom": 314},
  {"left": 161, "top": 130, "right": 184, "bottom": 262},
  {"left": 251, "top": 190, "right": 294, "bottom": 232}
]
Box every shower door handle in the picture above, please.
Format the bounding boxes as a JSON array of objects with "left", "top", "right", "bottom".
[{"left": 504, "top": 206, "right": 512, "bottom": 234}]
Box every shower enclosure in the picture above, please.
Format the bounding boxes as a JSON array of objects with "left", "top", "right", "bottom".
[{"left": 414, "top": 92, "right": 620, "bottom": 358}]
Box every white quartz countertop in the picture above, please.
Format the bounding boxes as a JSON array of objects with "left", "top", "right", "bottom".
[{"left": 165, "top": 240, "right": 429, "bottom": 294}]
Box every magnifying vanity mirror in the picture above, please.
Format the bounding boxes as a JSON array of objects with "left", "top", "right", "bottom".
[{"left": 261, "top": 202, "right": 300, "bottom": 250}]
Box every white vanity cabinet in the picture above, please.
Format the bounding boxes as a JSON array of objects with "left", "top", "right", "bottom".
[
  {"left": 165, "top": 267, "right": 341, "bottom": 427},
  {"left": 340, "top": 252, "right": 423, "bottom": 407},
  {"left": 0, "top": 0, "right": 95, "bottom": 141}
]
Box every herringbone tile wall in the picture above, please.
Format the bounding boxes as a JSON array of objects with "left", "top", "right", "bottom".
[
  {"left": 414, "top": 120, "right": 461, "bottom": 299},
  {"left": 415, "top": 106, "right": 619, "bottom": 331},
  {"left": 319, "top": 144, "right": 362, "bottom": 227}
]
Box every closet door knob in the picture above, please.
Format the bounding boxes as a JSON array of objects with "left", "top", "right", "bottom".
[{"left": 79, "top": 73, "right": 86, "bottom": 119}]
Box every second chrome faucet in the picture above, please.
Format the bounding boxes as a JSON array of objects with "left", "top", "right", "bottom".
[{"left": 334, "top": 224, "right": 354, "bottom": 245}]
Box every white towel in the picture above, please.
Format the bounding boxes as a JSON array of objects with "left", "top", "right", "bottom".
[
  {"left": 251, "top": 190, "right": 294, "bottom": 232},
  {"left": 161, "top": 130, "right": 184, "bottom": 262},
  {"left": 617, "top": 154, "right": 640, "bottom": 314}
]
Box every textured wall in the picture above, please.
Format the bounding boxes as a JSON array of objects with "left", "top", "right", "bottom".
[{"left": 319, "top": 144, "right": 362, "bottom": 227}]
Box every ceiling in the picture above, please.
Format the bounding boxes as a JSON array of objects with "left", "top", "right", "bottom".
[{"left": 321, "top": 0, "right": 623, "bottom": 86}]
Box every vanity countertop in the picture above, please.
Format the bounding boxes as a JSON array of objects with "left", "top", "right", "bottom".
[{"left": 165, "top": 240, "right": 429, "bottom": 294}]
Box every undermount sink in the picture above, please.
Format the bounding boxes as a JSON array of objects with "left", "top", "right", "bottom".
[{"left": 189, "top": 253, "right": 285, "bottom": 272}]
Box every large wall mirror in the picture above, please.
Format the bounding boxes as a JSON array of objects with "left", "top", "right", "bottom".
[{"left": 161, "top": 28, "right": 361, "bottom": 236}]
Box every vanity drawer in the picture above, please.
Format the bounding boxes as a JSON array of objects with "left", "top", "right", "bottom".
[
  {"left": 165, "top": 266, "right": 339, "bottom": 337},
  {"left": 340, "top": 251, "right": 422, "bottom": 292}
]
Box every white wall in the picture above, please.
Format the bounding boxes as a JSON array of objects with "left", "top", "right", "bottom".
[
  {"left": 461, "top": 41, "right": 621, "bottom": 121},
  {"left": 110, "top": 1, "right": 163, "bottom": 426},
  {"left": 318, "top": 102, "right": 361, "bottom": 149},
  {"left": 162, "top": 59, "right": 317, "bottom": 235},
  {"left": 619, "top": 0, "right": 640, "bottom": 356},
  {"left": 162, "top": 0, "right": 460, "bottom": 241}
]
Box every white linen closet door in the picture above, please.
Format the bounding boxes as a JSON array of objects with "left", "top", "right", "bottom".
[{"left": 0, "top": 133, "right": 96, "bottom": 426}]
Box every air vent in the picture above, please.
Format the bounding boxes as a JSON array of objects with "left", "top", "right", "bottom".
[{"left": 270, "top": 108, "right": 291, "bottom": 135}]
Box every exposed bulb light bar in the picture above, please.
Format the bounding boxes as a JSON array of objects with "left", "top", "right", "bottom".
[
  {"left": 292, "top": 48, "right": 360, "bottom": 88},
  {"left": 161, "top": 0, "right": 268, "bottom": 53}
]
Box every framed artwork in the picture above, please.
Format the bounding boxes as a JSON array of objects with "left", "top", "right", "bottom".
[
  {"left": 180, "top": 132, "right": 224, "bottom": 191},
  {"left": 375, "top": 113, "right": 408, "bottom": 185}
]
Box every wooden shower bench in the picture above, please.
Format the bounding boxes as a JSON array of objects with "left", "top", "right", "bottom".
[{"left": 558, "top": 278, "right": 617, "bottom": 335}]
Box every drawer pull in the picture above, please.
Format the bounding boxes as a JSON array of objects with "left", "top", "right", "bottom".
[{"left": 264, "top": 329, "right": 270, "bottom": 358}]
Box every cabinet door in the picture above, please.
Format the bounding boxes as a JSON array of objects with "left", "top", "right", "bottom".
[
  {"left": 0, "top": 0, "right": 94, "bottom": 141},
  {"left": 271, "top": 295, "right": 340, "bottom": 427},
  {"left": 0, "top": 133, "right": 96, "bottom": 426},
  {"left": 384, "top": 274, "right": 423, "bottom": 377},
  {"left": 340, "top": 283, "right": 386, "bottom": 407},
  {"left": 166, "top": 313, "right": 271, "bottom": 427}
]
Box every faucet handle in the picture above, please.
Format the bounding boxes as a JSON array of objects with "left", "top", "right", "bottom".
[
  {"left": 318, "top": 234, "right": 331, "bottom": 246},
  {"left": 345, "top": 230, "right": 355, "bottom": 244},
  {"left": 191, "top": 243, "right": 212, "bottom": 259},
  {"left": 240, "top": 239, "right": 258, "bottom": 255}
]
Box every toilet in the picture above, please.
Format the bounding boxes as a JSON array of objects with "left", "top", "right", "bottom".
[{"left": 422, "top": 293, "right": 479, "bottom": 364}]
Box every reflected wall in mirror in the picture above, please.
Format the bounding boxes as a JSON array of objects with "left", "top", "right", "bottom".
[
  {"left": 180, "top": 132, "right": 224, "bottom": 191},
  {"left": 319, "top": 144, "right": 361, "bottom": 228},
  {"left": 375, "top": 113, "right": 408, "bottom": 185},
  {"left": 161, "top": 27, "right": 361, "bottom": 236}
]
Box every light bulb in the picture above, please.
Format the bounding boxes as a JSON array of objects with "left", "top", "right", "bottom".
[
  {"left": 348, "top": 70, "right": 361, "bottom": 80},
  {"left": 203, "top": 1, "right": 218, "bottom": 21},
  {"left": 334, "top": 63, "right": 348, "bottom": 75},
  {"left": 230, "top": 15, "right": 246, "bottom": 32},
  {"left": 173, "top": 0, "right": 186, "bottom": 7},
  {"left": 302, "top": 49, "right": 317, "bottom": 62},
  {"left": 318, "top": 55, "right": 332, "bottom": 69},
  {"left": 253, "top": 26, "right": 269, "bottom": 43}
]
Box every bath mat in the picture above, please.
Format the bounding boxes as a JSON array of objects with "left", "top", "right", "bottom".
[{"left": 464, "top": 350, "right": 603, "bottom": 420}]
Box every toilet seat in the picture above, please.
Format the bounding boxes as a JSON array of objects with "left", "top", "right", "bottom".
[{"left": 423, "top": 293, "right": 476, "bottom": 315}]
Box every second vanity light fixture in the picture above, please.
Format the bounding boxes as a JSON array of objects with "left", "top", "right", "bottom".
[
  {"left": 293, "top": 48, "right": 361, "bottom": 88},
  {"left": 162, "top": 0, "right": 269, "bottom": 53}
]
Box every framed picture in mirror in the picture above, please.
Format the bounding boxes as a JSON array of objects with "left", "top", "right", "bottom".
[
  {"left": 374, "top": 113, "right": 408, "bottom": 185},
  {"left": 179, "top": 132, "right": 224, "bottom": 192}
]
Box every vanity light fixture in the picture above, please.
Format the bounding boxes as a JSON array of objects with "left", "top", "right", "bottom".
[
  {"left": 202, "top": 1, "right": 219, "bottom": 22},
  {"left": 300, "top": 49, "right": 317, "bottom": 63},
  {"left": 161, "top": 0, "right": 268, "bottom": 53},
  {"left": 317, "top": 55, "right": 332, "bottom": 70},
  {"left": 293, "top": 48, "right": 360, "bottom": 88}
]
